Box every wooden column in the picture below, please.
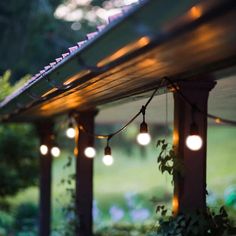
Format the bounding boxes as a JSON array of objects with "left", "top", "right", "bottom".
[
  {"left": 37, "top": 121, "right": 54, "bottom": 236},
  {"left": 74, "top": 110, "right": 97, "bottom": 236},
  {"left": 173, "top": 78, "right": 216, "bottom": 214}
]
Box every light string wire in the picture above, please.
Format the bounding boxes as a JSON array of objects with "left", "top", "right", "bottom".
[
  {"left": 71, "top": 79, "right": 166, "bottom": 144},
  {"left": 70, "top": 76, "right": 236, "bottom": 147}
]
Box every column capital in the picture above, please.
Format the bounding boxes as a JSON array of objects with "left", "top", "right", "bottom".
[
  {"left": 176, "top": 77, "right": 216, "bottom": 92},
  {"left": 72, "top": 109, "right": 99, "bottom": 122}
]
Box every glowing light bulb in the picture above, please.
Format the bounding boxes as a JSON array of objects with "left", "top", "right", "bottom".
[
  {"left": 137, "top": 133, "right": 151, "bottom": 146},
  {"left": 186, "top": 135, "right": 203, "bottom": 151},
  {"left": 215, "top": 118, "right": 221, "bottom": 124},
  {"left": 103, "top": 145, "right": 113, "bottom": 166},
  {"left": 137, "top": 121, "right": 151, "bottom": 146},
  {"left": 103, "top": 155, "right": 113, "bottom": 166},
  {"left": 51, "top": 146, "right": 61, "bottom": 157},
  {"left": 84, "top": 147, "right": 96, "bottom": 158},
  {"left": 186, "top": 122, "right": 203, "bottom": 151},
  {"left": 40, "top": 144, "right": 48, "bottom": 155},
  {"left": 66, "top": 127, "right": 76, "bottom": 139}
]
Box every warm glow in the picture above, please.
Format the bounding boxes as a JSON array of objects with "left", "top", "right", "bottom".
[
  {"left": 63, "top": 70, "right": 90, "bottom": 85},
  {"left": 66, "top": 127, "right": 76, "bottom": 139},
  {"left": 172, "top": 196, "right": 179, "bottom": 214},
  {"left": 189, "top": 6, "right": 202, "bottom": 19},
  {"left": 173, "top": 130, "right": 179, "bottom": 145},
  {"left": 137, "top": 58, "right": 157, "bottom": 69},
  {"left": 40, "top": 145, "right": 48, "bottom": 155},
  {"left": 186, "top": 135, "right": 203, "bottom": 151},
  {"left": 51, "top": 147, "right": 61, "bottom": 157},
  {"left": 137, "top": 133, "right": 151, "bottom": 146},
  {"left": 97, "top": 36, "right": 150, "bottom": 67},
  {"left": 103, "top": 155, "right": 113, "bottom": 166},
  {"left": 74, "top": 126, "right": 79, "bottom": 157},
  {"left": 215, "top": 118, "right": 222, "bottom": 124},
  {"left": 84, "top": 147, "right": 96, "bottom": 158},
  {"left": 138, "top": 37, "right": 150, "bottom": 47},
  {"left": 42, "top": 88, "right": 58, "bottom": 98}
]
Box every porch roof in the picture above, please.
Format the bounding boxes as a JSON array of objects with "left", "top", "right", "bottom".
[{"left": 1, "top": 0, "right": 236, "bottom": 122}]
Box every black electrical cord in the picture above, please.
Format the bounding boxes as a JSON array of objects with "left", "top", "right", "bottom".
[
  {"left": 73, "top": 76, "right": 236, "bottom": 147},
  {"left": 72, "top": 85, "right": 161, "bottom": 142}
]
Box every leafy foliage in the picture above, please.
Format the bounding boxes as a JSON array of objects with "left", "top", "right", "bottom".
[
  {"left": 156, "top": 139, "right": 184, "bottom": 183},
  {"left": 56, "top": 156, "right": 79, "bottom": 235},
  {"left": 0, "top": 124, "right": 38, "bottom": 197},
  {"left": 0, "top": 210, "right": 14, "bottom": 234},
  {"left": 14, "top": 202, "right": 38, "bottom": 233},
  {"left": 94, "top": 222, "right": 156, "bottom": 236},
  {"left": 0, "top": 0, "right": 87, "bottom": 81},
  {"left": 156, "top": 205, "right": 234, "bottom": 236},
  {"left": 0, "top": 70, "right": 30, "bottom": 101},
  {"left": 155, "top": 139, "right": 235, "bottom": 235}
]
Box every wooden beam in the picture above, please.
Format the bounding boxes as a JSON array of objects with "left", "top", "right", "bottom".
[
  {"left": 173, "top": 78, "right": 216, "bottom": 213},
  {"left": 36, "top": 121, "right": 54, "bottom": 236},
  {"left": 74, "top": 110, "right": 97, "bottom": 236}
]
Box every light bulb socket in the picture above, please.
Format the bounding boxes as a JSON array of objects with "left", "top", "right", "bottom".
[
  {"left": 104, "top": 145, "right": 111, "bottom": 155},
  {"left": 190, "top": 122, "right": 199, "bottom": 135},
  {"left": 140, "top": 121, "right": 148, "bottom": 133},
  {"left": 68, "top": 121, "right": 73, "bottom": 128},
  {"left": 52, "top": 141, "right": 59, "bottom": 148}
]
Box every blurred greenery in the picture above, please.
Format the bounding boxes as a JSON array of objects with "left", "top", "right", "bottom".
[
  {"left": 0, "top": 70, "right": 31, "bottom": 101},
  {"left": 14, "top": 202, "right": 38, "bottom": 233},
  {"left": 0, "top": 124, "right": 38, "bottom": 198},
  {"left": 94, "top": 223, "right": 156, "bottom": 236}
]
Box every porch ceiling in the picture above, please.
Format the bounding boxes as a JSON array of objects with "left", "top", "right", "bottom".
[{"left": 1, "top": 0, "right": 236, "bottom": 122}]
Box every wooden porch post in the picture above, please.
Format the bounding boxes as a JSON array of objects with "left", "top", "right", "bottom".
[
  {"left": 74, "top": 110, "right": 97, "bottom": 236},
  {"left": 37, "top": 121, "right": 54, "bottom": 236},
  {"left": 173, "top": 78, "right": 216, "bottom": 214}
]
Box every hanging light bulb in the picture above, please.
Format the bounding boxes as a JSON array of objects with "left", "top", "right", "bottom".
[
  {"left": 103, "top": 145, "right": 113, "bottom": 166},
  {"left": 137, "top": 121, "right": 151, "bottom": 146},
  {"left": 51, "top": 144, "right": 61, "bottom": 157},
  {"left": 84, "top": 146, "right": 96, "bottom": 158},
  {"left": 40, "top": 144, "right": 48, "bottom": 155},
  {"left": 137, "top": 106, "right": 151, "bottom": 146},
  {"left": 66, "top": 121, "right": 76, "bottom": 139},
  {"left": 186, "top": 122, "right": 203, "bottom": 151}
]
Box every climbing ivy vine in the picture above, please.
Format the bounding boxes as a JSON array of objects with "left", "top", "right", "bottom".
[
  {"left": 156, "top": 139, "right": 184, "bottom": 183},
  {"left": 155, "top": 139, "right": 235, "bottom": 236}
]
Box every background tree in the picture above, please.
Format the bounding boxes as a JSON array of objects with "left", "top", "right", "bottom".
[
  {"left": 0, "top": 124, "right": 38, "bottom": 198},
  {"left": 0, "top": 71, "right": 38, "bottom": 199},
  {"left": 0, "top": 0, "right": 135, "bottom": 82},
  {"left": 0, "top": 0, "right": 96, "bottom": 82}
]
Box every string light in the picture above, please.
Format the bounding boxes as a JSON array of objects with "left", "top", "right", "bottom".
[
  {"left": 84, "top": 146, "right": 96, "bottom": 158},
  {"left": 137, "top": 106, "right": 151, "bottom": 146},
  {"left": 103, "top": 142, "right": 113, "bottom": 166},
  {"left": 186, "top": 106, "right": 203, "bottom": 151},
  {"left": 69, "top": 88, "right": 159, "bottom": 165},
  {"left": 40, "top": 144, "right": 48, "bottom": 155},
  {"left": 186, "top": 123, "right": 203, "bottom": 151},
  {"left": 51, "top": 144, "right": 61, "bottom": 157},
  {"left": 65, "top": 77, "right": 236, "bottom": 164},
  {"left": 66, "top": 121, "right": 76, "bottom": 139},
  {"left": 215, "top": 118, "right": 221, "bottom": 124},
  {"left": 137, "top": 122, "right": 151, "bottom": 145}
]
